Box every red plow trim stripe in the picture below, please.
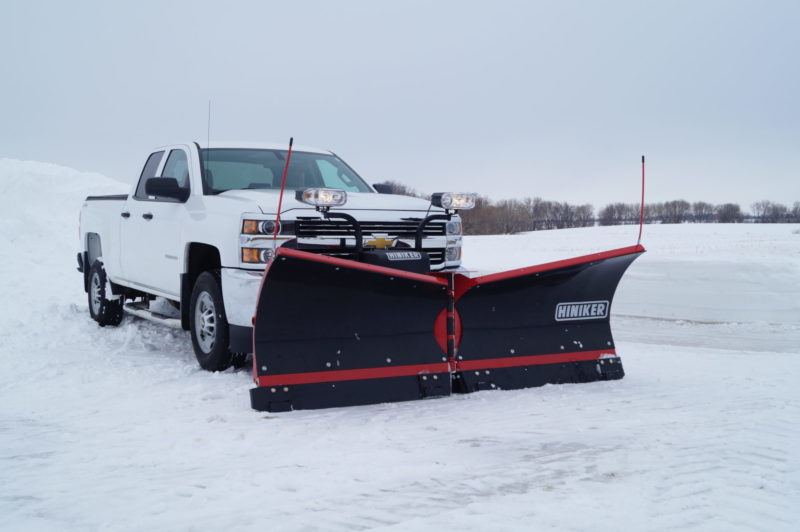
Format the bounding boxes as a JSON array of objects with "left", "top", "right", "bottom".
[
  {"left": 256, "top": 362, "right": 450, "bottom": 387},
  {"left": 457, "top": 349, "right": 617, "bottom": 371},
  {"left": 472, "top": 245, "right": 645, "bottom": 285}
]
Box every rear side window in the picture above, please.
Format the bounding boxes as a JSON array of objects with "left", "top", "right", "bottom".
[
  {"left": 162, "top": 149, "right": 190, "bottom": 188},
  {"left": 134, "top": 151, "right": 165, "bottom": 199}
]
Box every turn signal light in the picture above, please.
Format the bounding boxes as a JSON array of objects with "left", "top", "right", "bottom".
[
  {"left": 242, "top": 247, "right": 273, "bottom": 264},
  {"left": 242, "top": 220, "right": 279, "bottom": 235}
]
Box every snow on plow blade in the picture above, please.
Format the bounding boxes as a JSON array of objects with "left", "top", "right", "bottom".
[
  {"left": 250, "top": 245, "right": 644, "bottom": 412},
  {"left": 451, "top": 245, "right": 645, "bottom": 393},
  {"left": 250, "top": 248, "right": 451, "bottom": 412}
]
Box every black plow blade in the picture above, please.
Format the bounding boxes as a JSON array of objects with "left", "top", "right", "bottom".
[
  {"left": 250, "top": 245, "right": 644, "bottom": 412},
  {"left": 250, "top": 248, "right": 450, "bottom": 412},
  {"left": 451, "top": 245, "right": 644, "bottom": 392}
]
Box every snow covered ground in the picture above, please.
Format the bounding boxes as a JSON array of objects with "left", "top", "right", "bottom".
[{"left": 1, "top": 160, "right": 798, "bottom": 531}]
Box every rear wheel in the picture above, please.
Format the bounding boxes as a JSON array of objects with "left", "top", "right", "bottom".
[
  {"left": 88, "top": 260, "right": 124, "bottom": 327},
  {"left": 189, "top": 271, "right": 237, "bottom": 371}
]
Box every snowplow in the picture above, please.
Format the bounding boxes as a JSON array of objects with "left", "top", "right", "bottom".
[
  {"left": 78, "top": 139, "right": 644, "bottom": 413},
  {"left": 250, "top": 189, "right": 644, "bottom": 412}
]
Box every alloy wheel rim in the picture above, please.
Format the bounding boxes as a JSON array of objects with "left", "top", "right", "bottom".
[
  {"left": 195, "top": 292, "right": 216, "bottom": 353},
  {"left": 90, "top": 273, "right": 102, "bottom": 314}
]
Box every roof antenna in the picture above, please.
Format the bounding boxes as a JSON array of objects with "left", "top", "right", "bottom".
[
  {"left": 637, "top": 155, "right": 645, "bottom": 246},
  {"left": 273, "top": 137, "right": 295, "bottom": 250}
]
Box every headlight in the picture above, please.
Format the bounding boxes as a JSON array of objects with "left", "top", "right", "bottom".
[
  {"left": 446, "top": 221, "right": 462, "bottom": 235},
  {"left": 445, "top": 246, "right": 461, "bottom": 262},
  {"left": 241, "top": 247, "right": 274, "bottom": 264},
  {"left": 431, "top": 192, "right": 477, "bottom": 210},
  {"left": 445, "top": 237, "right": 462, "bottom": 262},
  {"left": 242, "top": 219, "right": 279, "bottom": 235},
  {"left": 295, "top": 187, "right": 347, "bottom": 207}
]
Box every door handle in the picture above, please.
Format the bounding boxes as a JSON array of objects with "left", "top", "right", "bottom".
[
  {"left": 142, "top": 213, "right": 154, "bottom": 220},
  {"left": 121, "top": 211, "right": 131, "bottom": 218}
]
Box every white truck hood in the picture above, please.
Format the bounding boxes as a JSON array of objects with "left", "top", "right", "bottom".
[{"left": 218, "top": 189, "right": 441, "bottom": 216}]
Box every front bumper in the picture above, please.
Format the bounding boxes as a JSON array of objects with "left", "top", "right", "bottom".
[{"left": 221, "top": 268, "right": 263, "bottom": 328}]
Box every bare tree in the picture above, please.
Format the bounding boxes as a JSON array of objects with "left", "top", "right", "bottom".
[
  {"left": 691, "top": 201, "right": 715, "bottom": 222},
  {"left": 574, "top": 204, "right": 595, "bottom": 227},
  {"left": 598, "top": 203, "right": 637, "bottom": 226},
  {"left": 644, "top": 202, "right": 661, "bottom": 224},
  {"left": 598, "top": 204, "right": 619, "bottom": 226},
  {"left": 751, "top": 200, "right": 772, "bottom": 222},
  {"left": 532, "top": 199, "right": 556, "bottom": 230},
  {"left": 791, "top": 202, "right": 800, "bottom": 223},
  {"left": 495, "top": 199, "right": 532, "bottom": 234},
  {"left": 460, "top": 195, "right": 495, "bottom": 235},
  {"left": 766, "top": 202, "right": 788, "bottom": 223},
  {"left": 662, "top": 200, "right": 691, "bottom": 223},
  {"left": 550, "top": 202, "right": 573, "bottom": 229},
  {"left": 716, "top": 203, "right": 744, "bottom": 223}
]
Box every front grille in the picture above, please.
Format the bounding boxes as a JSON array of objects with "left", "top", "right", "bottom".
[
  {"left": 296, "top": 219, "right": 446, "bottom": 238},
  {"left": 426, "top": 249, "right": 445, "bottom": 264},
  {"left": 301, "top": 247, "right": 446, "bottom": 266}
]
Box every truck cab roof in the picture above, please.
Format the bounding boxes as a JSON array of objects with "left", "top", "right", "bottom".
[{"left": 159, "top": 141, "right": 333, "bottom": 155}]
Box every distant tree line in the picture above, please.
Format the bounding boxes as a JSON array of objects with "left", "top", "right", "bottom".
[
  {"left": 375, "top": 182, "right": 800, "bottom": 235},
  {"left": 597, "top": 200, "right": 800, "bottom": 225},
  {"left": 460, "top": 197, "right": 596, "bottom": 235},
  {"left": 376, "top": 181, "right": 595, "bottom": 234}
]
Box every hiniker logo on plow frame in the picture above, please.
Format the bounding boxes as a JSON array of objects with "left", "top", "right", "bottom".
[{"left": 555, "top": 300, "right": 609, "bottom": 321}]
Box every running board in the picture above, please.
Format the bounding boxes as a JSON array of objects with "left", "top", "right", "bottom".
[{"left": 124, "top": 302, "right": 183, "bottom": 329}]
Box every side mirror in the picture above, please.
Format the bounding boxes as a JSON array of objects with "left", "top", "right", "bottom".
[
  {"left": 373, "top": 183, "right": 393, "bottom": 194},
  {"left": 146, "top": 177, "right": 188, "bottom": 201}
]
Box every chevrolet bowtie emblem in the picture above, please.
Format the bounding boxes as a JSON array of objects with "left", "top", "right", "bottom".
[{"left": 365, "top": 236, "right": 396, "bottom": 249}]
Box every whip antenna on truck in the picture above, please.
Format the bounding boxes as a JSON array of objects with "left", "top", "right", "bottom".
[
  {"left": 205, "top": 101, "right": 211, "bottom": 183},
  {"left": 273, "top": 137, "right": 294, "bottom": 247}
]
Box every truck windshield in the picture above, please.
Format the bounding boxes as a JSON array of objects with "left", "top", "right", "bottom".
[{"left": 199, "top": 149, "right": 373, "bottom": 194}]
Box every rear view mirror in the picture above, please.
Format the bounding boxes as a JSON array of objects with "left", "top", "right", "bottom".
[
  {"left": 373, "top": 183, "right": 393, "bottom": 194},
  {"left": 146, "top": 177, "right": 188, "bottom": 201}
]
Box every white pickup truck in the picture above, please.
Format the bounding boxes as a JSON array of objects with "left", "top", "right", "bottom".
[{"left": 78, "top": 142, "right": 464, "bottom": 371}]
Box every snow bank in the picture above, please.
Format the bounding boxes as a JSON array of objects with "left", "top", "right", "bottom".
[
  {"left": 0, "top": 159, "right": 127, "bottom": 327},
  {"left": 466, "top": 223, "right": 800, "bottom": 325},
  {"left": 1, "top": 160, "right": 798, "bottom": 531}
]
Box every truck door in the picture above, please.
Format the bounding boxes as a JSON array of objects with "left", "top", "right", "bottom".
[{"left": 121, "top": 147, "right": 191, "bottom": 298}]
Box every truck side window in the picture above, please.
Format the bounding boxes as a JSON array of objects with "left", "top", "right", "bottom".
[
  {"left": 134, "top": 151, "right": 165, "bottom": 199},
  {"left": 162, "top": 149, "right": 190, "bottom": 189}
]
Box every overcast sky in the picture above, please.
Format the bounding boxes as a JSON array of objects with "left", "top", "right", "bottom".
[{"left": 2, "top": 0, "right": 798, "bottom": 208}]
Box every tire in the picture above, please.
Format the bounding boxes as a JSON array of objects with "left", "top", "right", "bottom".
[
  {"left": 189, "top": 271, "right": 236, "bottom": 371},
  {"left": 231, "top": 352, "right": 249, "bottom": 369},
  {"left": 88, "top": 260, "right": 124, "bottom": 327}
]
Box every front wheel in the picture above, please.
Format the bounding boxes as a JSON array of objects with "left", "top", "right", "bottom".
[
  {"left": 88, "top": 260, "right": 123, "bottom": 327},
  {"left": 189, "top": 271, "right": 237, "bottom": 371}
]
